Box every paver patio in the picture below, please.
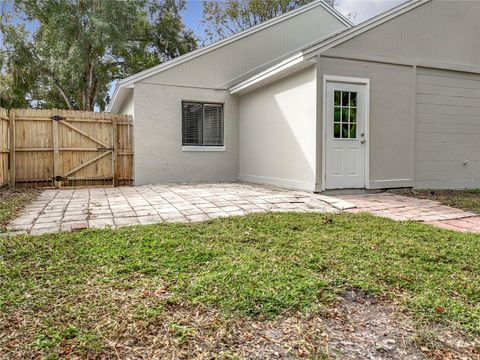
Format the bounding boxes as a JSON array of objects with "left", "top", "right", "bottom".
[
  {"left": 7, "top": 183, "right": 351, "bottom": 235},
  {"left": 7, "top": 185, "right": 480, "bottom": 235},
  {"left": 338, "top": 192, "right": 480, "bottom": 233}
]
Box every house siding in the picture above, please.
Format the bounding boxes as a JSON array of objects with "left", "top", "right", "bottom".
[
  {"left": 415, "top": 67, "right": 480, "bottom": 189},
  {"left": 317, "top": 57, "right": 414, "bottom": 189},
  {"left": 333, "top": 0, "right": 480, "bottom": 68},
  {"left": 133, "top": 82, "right": 238, "bottom": 185},
  {"left": 317, "top": 0, "right": 480, "bottom": 190},
  {"left": 145, "top": 5, "right": 347, "bottom": 89},
  {"left": 239, "top": 65, "right": 317, "bottom": 191},
  {"left": 124, "top": 3, "right": 348, "bottom": 186}
]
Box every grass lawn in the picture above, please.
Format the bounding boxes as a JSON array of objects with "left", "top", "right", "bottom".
[
  {"left": 0, "top": 188, "right": 39, "bottom": 232},
  {"left": 1, "top": 212, "right": 479, "bottom": 358},
  {"left": 392, "top": 188, "right": 480, "bottom": 214}
]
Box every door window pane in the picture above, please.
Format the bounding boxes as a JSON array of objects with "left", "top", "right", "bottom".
[
  {"left": 334, "top": 123, "right": 341, "bottom": 138},
  {"left": 349, "top": 108, "right": 356, "bottom": 123},
  {"left": 334, "top": 107, "right": 341, "bottom": 122},
  {"left": 349, "top": 92, "right": 357, "bottom": 107},
  {"left": 350, "top": 123, "right": 356, "bottom": 138},
  {"left": 334, "top": 91, "right": 341, "bottom": 106},
  {"left": 332, "top": 90, "right": 358, "bottom": 139}
]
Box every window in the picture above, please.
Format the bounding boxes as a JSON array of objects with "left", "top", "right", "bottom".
[
  {"left": 333, "top": 90, "right": 357, "bottom": 139},
  {"left": 182, "top": 102, "right": 224, "bottom": 147}
]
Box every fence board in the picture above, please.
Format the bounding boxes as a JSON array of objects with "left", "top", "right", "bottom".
[
  {"left": 2, "top": 108, "right": 133, "bottom": 188},
  {"left": 0, "top": 108, "right": 9, "bottom": 188}
]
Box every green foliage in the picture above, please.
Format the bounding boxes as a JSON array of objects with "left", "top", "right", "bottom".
[
  {"left": 201, "top": 0, "right": 315, "bottom": 42},
  {"left": 0, "top": 0, "right": 196, "bottom": 110},
  {"left": 1, "top": 212, "right": 479, "bottom": 358}
]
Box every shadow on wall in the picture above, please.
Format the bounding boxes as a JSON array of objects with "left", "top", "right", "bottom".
[{"left": 239, "top": 66, "right": 317, "bottom": 191}]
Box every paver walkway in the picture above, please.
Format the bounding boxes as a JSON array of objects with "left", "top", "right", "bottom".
[
  {"left": 7, "top": 183, "right": 351, "bottom": 235},
  {"left": 339, "top": 193, "right": 480, "bottom": 233}
]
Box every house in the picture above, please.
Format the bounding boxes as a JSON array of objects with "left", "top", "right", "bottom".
[{"left": 109, "top": 0, "right": 480, "bottom": 192}]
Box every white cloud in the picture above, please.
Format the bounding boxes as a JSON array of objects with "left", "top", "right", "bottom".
[{"left": 336, "top": 0, "right": 407, "bottom": 24}]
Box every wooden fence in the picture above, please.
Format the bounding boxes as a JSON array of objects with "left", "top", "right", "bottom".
[
  {"left": 1, "top": 108, "right": 133, "bottom": 188},
  {"left": 0, "top": 108, "right": 9, "bottom": 188}
]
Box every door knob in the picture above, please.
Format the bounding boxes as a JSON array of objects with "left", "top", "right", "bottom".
[{"left": 360, "top": 140, "right": 366, "bottom": 144}]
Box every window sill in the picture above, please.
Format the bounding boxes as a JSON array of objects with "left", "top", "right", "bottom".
[{"left": 182, "top": 146, "right": 226, "bottom": 152}]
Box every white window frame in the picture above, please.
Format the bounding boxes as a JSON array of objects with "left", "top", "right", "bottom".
[{"left": 181, "top": 101, "right": 225, "bottom": 152}]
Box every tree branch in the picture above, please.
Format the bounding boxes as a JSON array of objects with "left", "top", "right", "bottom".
[{"left": 53, "top": 82, "right": 74, "bottom": 110}]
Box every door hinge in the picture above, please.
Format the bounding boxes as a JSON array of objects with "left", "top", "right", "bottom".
[
  {"left": 52, "top": 175, "right": 65, "bottom": 181},
  {"left": 51, "top": 115, "right": 65, "bottom": 121},
  {"left": 97, "top": 147, "right": 114, "bottom": 152}
]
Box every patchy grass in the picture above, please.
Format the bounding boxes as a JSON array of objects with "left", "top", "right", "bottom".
[
  {"left": 392, "top": 188, "right": 480, "bottom": 214},
  {"left": 0, "top": 188, "right": 38, "bottom": 232},
  {"left": 0, "top": 212, "right": 479, "bottom": 358}
]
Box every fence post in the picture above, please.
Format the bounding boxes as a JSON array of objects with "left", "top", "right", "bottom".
[
  {"left": 112, "top": 116, "right": 117, "bottom": 187},
  {"left": 52, "top": 115, "right": 60, "bottom": 189},
  {"left": 9, "top": 110, "right": 15, "bottom": 188}
]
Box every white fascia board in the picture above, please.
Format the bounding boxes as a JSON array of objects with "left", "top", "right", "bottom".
[
  {"left": 108, "top": 84, "right": 133, "bottom": 113},
  {"left": 229, "top": 0, "right": 431, "bottom": 95},
  {"left": 229, "top": 53, "right": 308, "bottom": 95},
  {"left": 117, "top": 0, "right": 352, "bottom": 88},
  {"left": 302, "top": 0, "right": 431, "bottom": 60},
  {"left": 107, "top": 81, "right": 121, "bottom": 113}
]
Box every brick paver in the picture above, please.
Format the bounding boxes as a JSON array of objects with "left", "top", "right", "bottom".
[
  {"left": 339, "top": 193, "right": 480, "bottom": 233},
  {"left": 7, "top": 183, "right": 350, "bottom": 235}
]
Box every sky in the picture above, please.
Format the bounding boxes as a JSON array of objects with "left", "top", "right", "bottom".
[
  {"left": 181, "top": 0, "right": 407, "bottom": 40},
  {"left": 1, "top": 0, "right": 407, "bottom": 102}
]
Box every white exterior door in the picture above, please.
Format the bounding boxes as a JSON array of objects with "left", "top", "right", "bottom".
[{"left": 325, "top": 81, "right": 367, "bottom": 189}]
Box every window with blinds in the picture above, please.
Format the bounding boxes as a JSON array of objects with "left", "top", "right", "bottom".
[{"left": 182, "top": 102, "right": 224, "bottom": 146}]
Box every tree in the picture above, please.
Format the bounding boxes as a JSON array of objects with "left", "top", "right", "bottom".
[
  {"left": 201, "top": 0, "right": 343, "bottom": 42},
  {"left": 0, "top": 0, "right": 196, "bottom": 111}
]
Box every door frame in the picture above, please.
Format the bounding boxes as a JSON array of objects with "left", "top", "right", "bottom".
[{"left": 322, "top": 75, "right": 370, "bottom": 191}]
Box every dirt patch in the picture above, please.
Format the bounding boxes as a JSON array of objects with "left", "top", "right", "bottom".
[
  {"left": 100, "top": 292, "right": 480, "bottom": 359},
  {"left": 4, "top": 288, "right": 477, "bottom": 359},
  {"left": 0, "top": 187, "right": 39, "bottom": 231}
]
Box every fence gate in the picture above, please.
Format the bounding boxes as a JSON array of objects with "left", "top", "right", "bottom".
[{"left": 10, "top": 109, "right": 133, "bottom": 188}]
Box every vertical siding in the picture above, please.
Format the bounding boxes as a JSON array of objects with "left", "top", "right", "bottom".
[
  {"left": 415, "top": 68, "right": 480, "bottom": 189},
  {"left": 335, "top": 0, "right": 480, "bottom": 67},
  {"left": 144, "top": 5, "right": 347, "bottom": 88}
]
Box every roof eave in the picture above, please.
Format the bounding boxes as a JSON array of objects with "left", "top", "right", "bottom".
[
  {"left": 107, "top": 83, "right": 133, "bottom": 113},
  {"left": 117, "top": 0, "right": 352, "bottom": 88},
  {"left": 229, "top": 53, "right": 314, "bottom": 95}
]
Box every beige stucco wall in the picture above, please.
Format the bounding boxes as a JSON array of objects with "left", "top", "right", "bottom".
[
  {"left": 239, "top": 66, "right": 317, "bottom": 191},
  {"left": 317, "top": 57, "right": 415, "bottom": 189},
  {"left": 133, "top": 82, "right": 238, "bottom": 185},
  {"left": 118, "top": 2, "right": 348, "bottom": 186}
]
